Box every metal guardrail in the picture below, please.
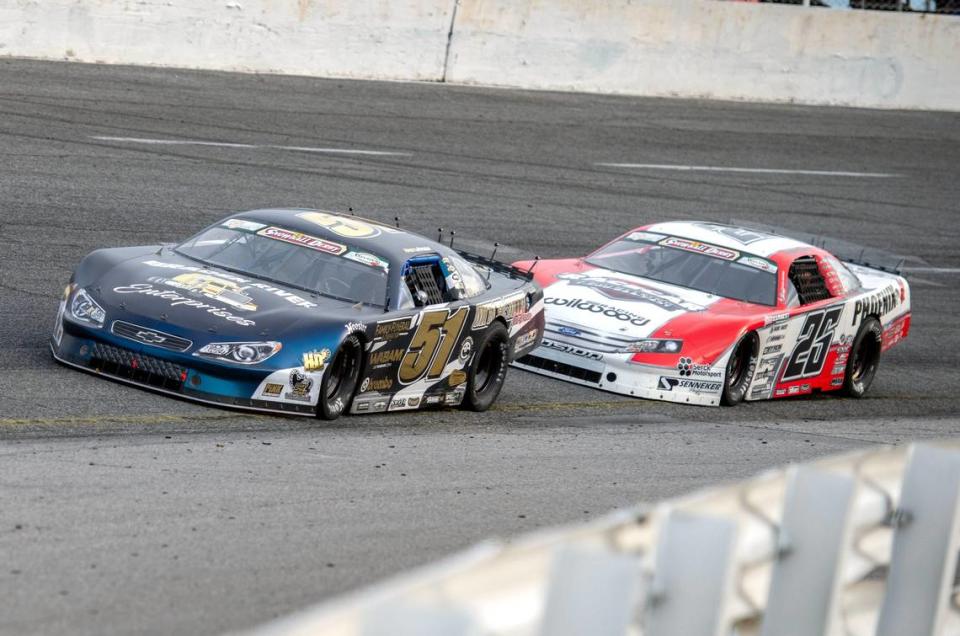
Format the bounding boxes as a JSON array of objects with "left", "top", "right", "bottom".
[{"left": 249, "top": 441, "right": 960, "bottom": 636}]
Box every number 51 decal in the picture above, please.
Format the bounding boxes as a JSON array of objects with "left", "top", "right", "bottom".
[
  {"left": 399, "top": 307, "right": 469, "bottom": 385},
  {"left": 782, "top": 306, "right": 844, "bottom": 381}
]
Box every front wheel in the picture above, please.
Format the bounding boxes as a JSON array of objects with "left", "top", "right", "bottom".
[
  {"left": 462, "top": 322, "right": 509, "bottom": 412},
  {"left": 316, "top": 335, "right": 362, "bottom": 420},
  {"left": 721, "top": 332, "right": 759, "bottom": 406},
  {"left": 842, "top": 317, "right": 882, "bottom": 398}
]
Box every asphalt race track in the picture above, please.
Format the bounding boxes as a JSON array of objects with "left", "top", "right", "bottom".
[{"left": 2, "top": 59, "right": 959, "bottom": 635}]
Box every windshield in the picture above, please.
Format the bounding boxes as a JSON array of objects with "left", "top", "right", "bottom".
[
  {"left": 175, "top": 221, "right": 390, "bottom": 306},
  {"left": 585, "top": 232, "right": 778, "bottom": 306}
]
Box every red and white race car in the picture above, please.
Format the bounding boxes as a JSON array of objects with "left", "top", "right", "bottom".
[{"left": 512, "top": 221, "right": 911, "bottom": 406}]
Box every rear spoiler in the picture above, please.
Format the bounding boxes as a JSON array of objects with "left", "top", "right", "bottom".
[
  {"left": 457, "top": 250, "right": 534, "bottom": 281},
  {"left": 730, "top": 219, "right": 905, "bottom": 275}
]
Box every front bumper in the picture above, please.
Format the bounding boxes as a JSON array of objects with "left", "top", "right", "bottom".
[
  {"left": 51, "top": 319, "right": 317, "bottom": 417},
  {"left": 512, "top": 345, "right": 724, "bottom": 407}
]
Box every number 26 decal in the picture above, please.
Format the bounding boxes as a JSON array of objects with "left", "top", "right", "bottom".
[
  {"left": 782, "top": 306, "right": 843, "bottom": 381},
  {"left": 398, "top": 307, "right": 469, "bottom": 384}
]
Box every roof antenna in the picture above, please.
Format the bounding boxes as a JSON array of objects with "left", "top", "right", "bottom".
[
  {"left": 449, "top": 230, "right": 456, "bottom": 248},
  {"left": 437, "top": 227, "right": 443, "bottom": 242},
  {"left": 491, "top": 242, "right": 500, "bottom": 261},
  {"left": 526, "top": 256, "right": 540, "bottom": 275},
  {"left": 394, "top": 216, "right": 400, "bottom": 228}
]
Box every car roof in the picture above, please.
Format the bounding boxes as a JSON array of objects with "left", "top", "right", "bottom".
[
  {"left": 229, "top": 208, "right": 447, "bottom": 265},
  {"left": 641, "top": 220, "right": 813, "bottom": 258}
]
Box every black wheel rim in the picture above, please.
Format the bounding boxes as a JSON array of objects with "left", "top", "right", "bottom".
[{"left": 474, "top": 340, "right": 502, "bottom": 394}]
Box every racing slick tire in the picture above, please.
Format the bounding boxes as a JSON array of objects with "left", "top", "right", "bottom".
[
  {"left": 317, "top": 335, "right": 362, "bottom": 420},
  {"left": 463, "top": 321, "right": 509, "bottom": 412},
  {"left": 842, "top": 317, "right": 882, "bottom": 399},
  {"left": 721, "top": 332, "right": 759, "bottom": 406}
]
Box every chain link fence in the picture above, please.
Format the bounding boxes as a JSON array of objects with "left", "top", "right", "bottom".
[{"left": 728, "top": 0, "right": 960, "bottom": 14}]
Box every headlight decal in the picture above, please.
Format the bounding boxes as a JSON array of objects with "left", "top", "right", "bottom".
[
  {"left": 622, "top": 339, "right": 683, "bottom": 354},
  {"left": 194, "top": 341, "right": 282, "bottom": 365},
  {"left": 69, "top": 287, "right": 106, "bottom": 328}
]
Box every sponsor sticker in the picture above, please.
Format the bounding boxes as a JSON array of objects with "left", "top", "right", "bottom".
[
  {"left": 556, "top": 273, "right": 704, "bottom": 312},
  {"left": 459, "top": 337, "right": 474, "bottom": 362},
  {"left": 360, "top": 377, "right": 394, "bottom": 393},
  {"left": 302, "top": 349, "right": 330, "bottom": 372},
  {"left": 257, "top": 226, "right": 347, "bottom": 256},
  {"left": 161, "top": 273, "right": 258, "bottom": 312},
  {"left": 375, "top": 318, "right": 412, "bottom": 341},
  {"left": 514, "top": 330, "right": 538, "bottom": 353},
  {"left": 625, "top": 231, "right": 667, "bottom": 243},
  {"left": 370, "top": 348, "right": 404, "bottom": 366},
  {"left": 660, "top": 237, "right": 739, "bottom": 261},
  {"left": 737, "top": 255, "right": 778, "bottom": 274},
  {"left": 658, "top": 376, "right": 722, "bottom": 394},
  {"left": 544, "top": 297, "right": 650, "bottom": 327},
  {"left": 222, "top": 218, "right": 267, "bottom": 232},
  {"left": 263, "top": 383, "right": 283, "bottom": 397},
  {"left": 676, "top": 357, "right": 721, "bottom": 379},
  {"left": 112, "top": 283, "right": 256, "bottom": 327},
  {"left": 444, "top": 389, "right": 465, "bottom": 405},
  {"left": 852, "top": 285, "right": 899, "bottom": 326},
  {"left": 344, "top": 251, "right": 389, "bottom": 271},
  {"left": 449, "top": 369, "right": 468, "bottom": 387},
  {"left": 473, "top": 293, "right": 528, "bottom": 330},
  {"left": 285, "top": 369, "right": 314, "bottom": 401}
]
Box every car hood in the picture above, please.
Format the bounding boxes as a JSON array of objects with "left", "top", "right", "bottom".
[
  {"left": 542, "top": 268, "right": 722, "bottom": 341},
  {"left": 79, "top": 246, "right": 372, "bottom": 341}
]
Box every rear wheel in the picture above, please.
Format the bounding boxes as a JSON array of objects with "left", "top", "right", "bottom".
[
  {"left": 842, "top": 317, "right": 882, "bottom": 398},
  {"left": 317, "top": 335, "right": 362, "bottom": 420},
  {"left": 462, "top": 322, "right": 509, "bottom": 412},
  {"left": 721, "top": 332, "right": 759, "bottom": 406}
]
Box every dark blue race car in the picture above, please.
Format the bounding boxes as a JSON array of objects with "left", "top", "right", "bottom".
[{"left": 51, "top": 209, "right": 545, "bottom": 419}]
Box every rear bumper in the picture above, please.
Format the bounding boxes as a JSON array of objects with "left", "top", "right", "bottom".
[{"left": 513, "top": 345, "right": 724, "bottom": 407}]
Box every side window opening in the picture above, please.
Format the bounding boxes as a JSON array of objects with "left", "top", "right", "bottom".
[
  {"left": 404, "top": 259, "right": 451, "bottom": 307},
  {"left": 788, "top": 255, "right": 832, "bottom": 306}
]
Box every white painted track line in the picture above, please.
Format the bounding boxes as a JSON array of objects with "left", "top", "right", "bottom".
[
  {"left": 597, "top": 162, "right": 900, "bottom": 178},
  {"left": 90, "top": 136, "right": 411, "bottom": 156},
  {"left": 902, "top": 266, "right": 960, "bottom": 274}
]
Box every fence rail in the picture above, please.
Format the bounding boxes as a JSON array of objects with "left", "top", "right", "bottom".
[{"left": 250, "top": 441, "right": 960, "bottom": 636}]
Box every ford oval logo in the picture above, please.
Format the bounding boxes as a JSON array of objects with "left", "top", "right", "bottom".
[{"left": 558, "top": 326, "right": 581, "bottom": 337}]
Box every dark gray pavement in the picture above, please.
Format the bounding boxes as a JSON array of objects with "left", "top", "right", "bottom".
[{"left": 1, "top": 59, "right": 959, "bottom": 635}]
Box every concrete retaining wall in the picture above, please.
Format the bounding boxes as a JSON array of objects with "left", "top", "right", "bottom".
[
  {"left": 0, "top": 0, "right": 456, "bottom": 81},
  {"left": 447, "top": 0, "right": 960, "bottom": 110},
  {"left": 1, "top": 0, "right": 958, "bottom": 110}
]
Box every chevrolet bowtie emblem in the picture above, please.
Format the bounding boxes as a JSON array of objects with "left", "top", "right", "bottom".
[{"left": 135, "top": 330, "right": 167, "bottom": 344}]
